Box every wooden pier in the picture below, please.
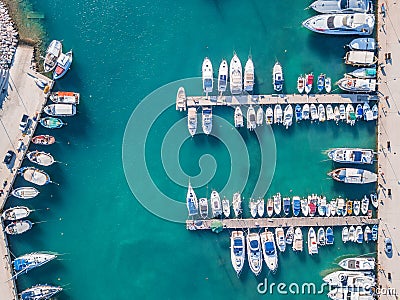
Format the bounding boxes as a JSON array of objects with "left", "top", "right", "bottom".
[{"left": 186, "top": 216, "right": 379, "bottom": 231}]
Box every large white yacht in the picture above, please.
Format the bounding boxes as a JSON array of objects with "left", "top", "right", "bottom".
[
  {"left": 230, "top": 53, "right": 243, "bottom": 94},
  {"left": 308, "top": 0, "right": 371, "bottom": 14},
  {"left": 187, "top": 107, "right": 197, "bottom": 137},
  {"left": 230, "top": 231, "right": 245, "bottom": 276},
  {"left": 201, "top": 107, "right": 212, "bottom": 135},
  {"left": 202, "top": 57, "right": 213, "bottom": 94},
  {"left": 217, "top": 59, "right": 228, "bottom": 93},
  {"left": 243, "top": 57, "right": 255, "bottom": 92}
]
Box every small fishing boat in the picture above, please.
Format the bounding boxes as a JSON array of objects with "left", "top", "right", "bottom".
[
  {"left": 247, "top": 106, "right": 256, "bottom": 130},
  {"left": 230, "top": 231, "right": 245, "bottom": 276},
  {"left": 2, "top": 206, "right": 31, "bottom": 221},
  {"left": 363, "top": 102, "right": 373, "bottom": 121},
  {"left": 232, "top": 192, "right": 242, "bottom": 217},
  {"left": 364, "top": 226, "right": 372, "bottom": 242},
  {"left": 247, "top": 232, "right": 263, "bottom": 276},
  {"left": 230, "top": 53, "right": 243, "bottom": 95},
  {"left": 339, "top": 257, "right": 375, "bottom": 271},
  {"left": 339, "top": 104, "right": 346, "bottom": 121},
  {"left": 292, "top": 196, "right": 301, "bottom": 217},
  {"left": 282, "top": 197, "right": 291, "bottom": 216},
  {"left": 50, "top": 91, "right": 80, "bottom": 105},
  {"left": 348, "top": 38, "right": 376, "bottom": 51},
  {"left": 370, "top": 193, "right": 378, "bottom": 209},
  {"left": 325, "top": 77, "right": 332, "bottom": 93},
  {"left": 327, "top": 148, "right": 374, "bottom": 164},
  {"left": 267, "top": 198, "right": 274, "bottom": 217},
  {"left": 265, "top": 106, "right": 273, "bottom": 125},
  {"left": 217, "top": 59, "right": 228, "bottom": 93},
  {"left": 305, "top": 73, "right": 313, "bottom": 94},
  {"left": 317, "top": 74, "right": 325, "bottom": 92},
  {"left": 361, "top": 195, "right": 369, "bottom": 215},
  {"left": 256, "top": 107, "right": 264, "bottom": 126},
  {"left": 295, "top": 104, "right": 302, "bottom": 122},
  {"left": 211, "top": 190, "right": 222, "bottom": 217},
  {"left": 334, "top": 106, "right": 340, "bottom": 123},
  {"left": 349, "top": 226, "right": 356, "bottom": 242},
  {"left": 353, "top": 200, "right": 361, "bottom": 216},
  {"left": 261, "top": 230, "right": 278, "bottom": 272},
  {"left": 297, "top": 75, "right": 305, "bottom": 94},
  {"left": 302, "top": 104, "right": 310, "bottom": 120},
  {"left": 308, "top": 0, "right": 371, "bottom": 14},
  {"left": 346, "top": 104, "right": 356, "bottom": 126},
  {"left": 234, "top": 106, "right": 244, "bottom": 128},
  {"left": 199, "top": 198, "right": 208, "bottom": 219},
  {"left": 44, "top": 103, "right": 76, "bottom": 117},
  {"left": 326, "top": 227, "right": 334, "bottom": 245},
  {"left": 371, "top": 224, "right": 378, "bottom": 241},
  {"left": 283, "top": 104, "right": 293, "bottom": 129},
  {"left": 40, "top": 117, "right": 65, "bottom": 129},
  {"left": 300, "top": 198, "right": 309, "bottom": 216},
  {"left": 176, "top": 87, "right": 186, "bottom": 112},
  {"left": 275, "top": 227, "right": 286, "bottom": 252},
  {"left": 43, "top": 40, "right": 62, "bottom": 72},
  {"left": 201, "top": 107, "right": 212, "bottom": 135},
  {"left": 292, "top": 227, "right": 303, "bottom": 252},
  {"left": 12, "top": 252, "right": 57, "bottom": 279},
  {"left": 32, "top": 135, "right": 55, "bottom": 145},
  {"left": 371, "top": 104, "right": 378, "bottom": 120},
  {"left": 187, "top": 107, "right": 197, "bottom": 137},
  {"left": 346, "top": 200, "right": 353, "bottom": 215},
  {"left": 249, "top": 199, "right": 258, "bottom": 218},
  {"left": 345, "top": 50, "right": 377, "bottom": 66},
  {"left": 5, "top": 220, "right": 33, "bottom": 235},
  {"left": 308, "top": 227, "right": 318, "bottom": 255},
  {"left": 20, "top": 284, "right": 63, "bottom": 300},
  {"left": 273, "top": 193, "right": 282, "bottom": 215},
  {"left": 342, "top": 227, "right": 349, "bottom": 243},
  {"left": 274, "top": 104, "right": 283, "bottom": 124},
  {"left": 337, "top": 77, "right": 376, "bottom": 93},
  {"left": 348, "top": 67, "right": 376, "bottom": 79},
  {"left": 318, "top": 104, "right": 326, "bottom": 122},
  {"left": 326, "top": 104, "right": 334, "bottom": 121},
  {"left": 186, "top": 182, "right": 198, "bottom": 216},
  {"left": 328, "top": 168, "right": 377, "bottom": 184},
  {"left": 273, "top": 62, "right": 284, "bottom": 92},
  {"left": 27, "top": 151, "right": 55, "bottom": 167},
  {"left": 257, "top": 198, "right": 264, "bottom": 218},
  {"left": 317, "top": 227, "right": 326, "bottom": 246},
  {"left": 20, "top": 167, "right": 51, "bottom": 186},
  {"left": 11, "top": 187, "right": 39, "bottom": 199},
  {"left": 244, "top": 57, "right": 255, "bottom": 92},
  {"left": 202, "top": 57, "right": 213, "bottom": 94},
  {"left": 356, "top": 226, "right": 363, "bottom": 243},
  {"left": 53, "top": 50, "right": 73, "bottom": 80},
  {"left": 222, "top": 198, "right": 230, "bottom": 218},
  {"left": 286, "top": 226, "right": 294, "bottom": 244}
]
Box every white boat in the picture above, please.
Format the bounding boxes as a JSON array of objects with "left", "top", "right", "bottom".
[
  {"left": 292, "top": 227, "right": 303, "bottom": 252},
  {"left": 5, "top": 220, "right": 33, "bottom": 235},
  {"left": 364, "top": 226, "right": 372, "bottom": 242},
  {"left": 234, "top": 106, "right": 244, "bottom": 128},
  {"left": 260, "top": 230, "right": 278, "bottom": 272},
  {"left": 249, "top": 199, "right": 258, "bottom": 218},
  {"left": 186, "top": 182, "right": 198, "bottom": 216},
  {"left": 286, "top": 226, "right": 294, "bottom": 244},
  {"left": 308, "top": 0, "right": 371, "bottom": 14},
  {"left": 327, "top": 148, "right": 374, "bottom": 164},
  {"left": 2, "top": 206, "right": 31, "bottom": 221},
  {"left": 305, "top": 73, "right": 314, "bottom": 94},
  {"left": 337, "top": 198, "right": 346, "bottom": 216},
  {"left": 20, "top": 167, "right": 51, "bottom": 186},
  {"left": 325, "top": 104, "right": 334, "bottom": 121},
  {"left": 345, "top": 50, "right": 377, "bottom": 66},
  {"left": 338, "top": 257, "right": 375, "bottom": 271},
  {"left": 265, "top": 107, "right": 273, "bottom": 125},
  {"left": 246, "top": 232, "right": 263, "bottom": 276},
  {"left": 348, "top": 67, "right": 376, "bottom": 79},
  {"left": 49, "top": 91, "right": 80, "bottom": 104},
  {"left": 211, "top": 190, "right": 222, "bottom": 217},
  {"left": 53, "top": 50, "right": 73, "bottom": 80},
  {"left": 339, "top": 104, "right": 346, "bottom": 121},
  {"left": 318, "top": 104, "right": 326, "bottom": 122},
  {"left": 282, "top": 197, "right": 291, "bottom": 216},
  {"left": 334, "top": 106, "right": 340, "bottom": 123},
  {"left": 328, "top": 168, "right": 377, "bottom": 184},
  {"left": 346, "top": 104, "right": 356, "bottom": 125},
  {"left": 43, "top": 40, "right": 62, "bottom": 72},
  {"left": 222, "top": 198, "right": 230, "bottom": 218},
  {"left": 349, "top": 37, "right": 376, "bottom": 51},
  {"left": 331, "top": 199, "right": 337, "bottom": 216},
  {"left": 44, "top": 104, "right": 76, "bottom": 117},
  {"left": 302, "top": 104, "right": 310, "bottom": 120},
  {"left": 317, "top": 73, "right": 325, "bottom": 92},
  {"left": 201, "top": 107, "right": 212, "bottom": 135},
  {"left": 323, "top": 270, "right": 375, "bottom": 287},
  {"left": 328, "top": 288, "right": 374, "bottom": 300},
  {"left": 244, "top": 57, "right": 255, "bottom": 92},
  {"left": 363, "top": 102, "right": 373, "bottom": 121},
  {"left": 176, "top": 87, "right": 187, "bottom": 111},
  {"left": 342, "top": 227, "right": 349, "bottom": 243},
  {"left": 275, "top": 227, "right": 286, "bottom": 252},
  {"left": 187, "top": 107, "right": 197, "bottom": 137},
  {"left": 202, "top": 57, "right": 213, "bottom": 94},
  {"left": 326, "top": 227, "right": 334, "bottom": 245},
  {"left": 217, "top": 59, "right": 228, "bottom": 93},
  {"left": 310, "top": 104, "right": 318, "bottom": 121},
  {"left": 273, "top": 193, "right": 282, "bottom": 215},
  {"left": 325, "top": 77, "right": 332, "bottom": 93},
  {"left": 308, "top": 227, "right": 318, "bottom": 255},
  {"left": 372, "top": 224, "right": 378, "bottom": 241},
  {"left": 273, "top": 62, "right": 284, "bottom": 92},
  {"left": 20, "top": 285, "right": 63, "bottom": 300},
  {"left": 371, "top": 104, "right": 378, "bottom": 120},
  {"left": 232, "top": 192, "right": 242, "bottom": 217},
  {"left": 199, "top": 198, "right": 208, "bottom": 219},
  {"left": 301, "top": 198, "right": 309, "bottom": 216},
  {"left": 274, "top": 104, "right": 283, "bottom": 124},
  {"left": 257, "top": 198, "right": 264, "bottom": 217},
  {"left": 26, "top": 151, "right": 55, "bottom": 167},
  {"left": 230, "top": 53, "right": 242, "bottom": 95},
  {"left": 302, "top": 13, "right": 375, "bottom": 36},
  {"left": 317, "top": 227, "right": 326, "bottom": 246},
  {"left": 292, "top": 196, "right": 301, "bottom": 217},
  {"left": 230, "top": 231, "right": 245, "bottom": 276},
  {"left": 295, "top": 104, "right": 302, "bottom": 122},
  {"left": 12, "top": 252, "right": 57, "bottom": 279},
  {"left": 356, "top": 226, "right": 363, "bottom": 243},
  {"left": 247, "top": 106, "right": 256, "bottom": 130},
  {"left": 353, "top": 200, "right": 361, "bottom": 216},
  {"left": 361, "top": 195, "right": 369, "bottom": 215},
  {"left": 326, "top": 203, "right": 332, "bottom": 217},
  {"left": 34, "top": 78, "right": 47, "bottom": 89},
  {"left": 337, "top": 77, "right": 376, "bottom": 92},
  {"left": 267, "top": 198, "right": 274, "bottom": 217},
  {"left": 283, "top": 104, "right": 293, "bottom": 129},
  {"left": 348, "top": 225, "right": 356, "bottom": 242},
  {"left": 256, "top": 107, "right": 264, "bottom": 126},
  {"left": 318, "top": 196, "right": 327, "bottom": 216},
  {"left": 308, "top": 195, "right": 318, "bottom": 217},
  {"left": 370, "top": 193, "right": 378, "bottom": 209},
  {"left": 297, "top": 75, "right": 305, "bottom": 94},
  {"left": 11, "top": 187, "right": 39, "bottom": 199}
]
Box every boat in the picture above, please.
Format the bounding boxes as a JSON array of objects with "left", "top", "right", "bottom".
[
  {"left": 40, "top": 117, "right": 65, "bottom": 129},
  {"left": 337, "top": 77, "right": 376, "bottom": 92},
  {"left": 348, "top": 67, "right": 376, "bottom": 79},
  {"left": 318, "top": 196, "right": 327, "bottom": 216},
  {"left": 283, "top": 104, "right": 293, "bottom": 129},
  {"left": 265, "top": 106, "right": 273, "bottom": 125},
  {"left": 292, "top": 196, "right": 301, "bottom": 217},
  {"left": 187, "top": 107, "right": 197, "bottom": 137},
  {"left": 349, "top": 37, "right": 376, "bottom": 51},
  {"left": 342, "top": 227, "right": 349, "bottom": 243},
  {"left": 363, "top": 102, "right": 373, "bottom": 121},
  {"left": 345, "top": 104, "right": 356, "bottom": 125},
  {"left": 308, "top": 195, "right": 317, "bottom": 217},
  {"left": 339, "top": 104, "right": 346, "bottom": 121},
  {"left": 32, "top": 135, "right": 56, "bottom": 145},
  {"left": 317, "top": 227, "right": 326, "bottom": 246},
  {"left": 310, "top": 104, "right": 318, "bottom": 121},
  {"left": 364, "top": 226, "right": 372, "bottom": 242},
  {"left": 334, "top": 106, "right": 340, "bottom": 123},
  {"left": 246, "top": 232, "right": 263, "bottom": 276},
  {"left": 356, "top": 104, "right": 363, "bottom": 119},
  {"left": 337, "top": 198, "right": 346, "bottom": 216},
  {"left": 302, "top": 13, "right": 375, "bottom": 36},
  {"left": 49, "top": 91, "right": 80, "bottom": 104},
  {"left": 249, "top": 199, "right": 258, "bottom": 218},
  {"left": 2, "top": 206, "right": 31, "bottom": 221},
  {"left": 317, "top": 74, "right": 325, "bottom": 92},
  {"left": 371, "top": 104, "right": 378, "bottom": 120},
  {"left": 201, "top": 107, "right": 212, "bottom": 135},
  {"left": 256, "top": 107, "right": 264, "bottom": 126},
  {"left": 325, "top": 77, "right": 332, "bottom": 93},
  {"left": 353, "top": 200, "right": 361, "bottom": 216},
  {"left": 295, "top": 104, "right": 302, "bottom": 122},
  {"left": 282, "top": 197, "right": 291, "bottom": 216},
  {"left": 5, "top": 220, "right": 33, "bottom": 235},
  {"left": 34, "top": 78, "right": 47, "bottom": 89},
  {"left": 318, "top": 104, "right": 326, "bottom": 122},
  {"left": 232, "top": 192, "right": 242, "bottom": 217},
  {"left": 257, "top": 198, "right": 264, "bottom": 218},
  {"left": 260, "top": 230, "right": 278, "bottom": 272},
  {"left": 43, "top": 40, "right": 62, "bottom": 72},
  {"left": 331, "top": 199, "right": 337, "bottom": 216},
  {"left": 217, "top": 59, "right": 228, "bottom": 93},
  {"left": 247, "top": 106, "right": 256, "bottom": 130},
  {"left": 267, "top": 198, "right": 274, "bottom": 217},
  {"left": 300, "top": 198, "right": 309, "bottom": 216},
  {"left": 274, "top": 104, "right": 283, "bottom": 124},
  {"left": 308, "top": 227, "right": 318, "bottom": 255},
  {"left": 176, "top": 87, "right": 186, "bottom": 111},
  {"left": 328, "top": 288, "right": 374, "bottom": 300},
  {"left": 244, "top": 57, "right": 255, "bottom": 92},
  {"left": 11, "top": 187, "right": 39, "bottom": 199},
  {"left": 286, "top": 226, "right": 294, "bottom": 244},
  {"left": 230, "top": 231, "right": 245, "bottom": 276},
  {"left": 308, "top": 0, "right": 371, "bottom": 14},
  {"left": 12, "top": 252, "right": 57, "bottom": 279},
  {"left": 210, "top": 190, "right": 222, "bottom": 217},
  {"left": 326, "top": 203, "right": 332, "bottom": 217},
  {"left": 26, "top": 151, "right": 55, "bottom": 167},
  {"left": 326, "top": 104, "right": 334, "bottom": 121},
  {"left": 346, "top": 200, "right": 353, "bottom": 215},
  {"left": 345, "top": 50, "right": 377, "bottom": 66},
  {"left": 273, "top": 193, "right": 282, "bottom": 215},
  {"left": 275, "top": 227, "right": 286, "bottom": 252},
  {"left": 328, "top": 168, "right": 377, "bottom": 184},
  {"left": 222, "top": 198, "right": 230, "bottom": 218},
  {"left": 186, "top": 182, "right": 198, "bottom": 216},
  {"left": 273, "top": 62, "right": 284, "bottom": 92},
  {"left": 326, "top": 227, "right": 334, "bottom": 245},
  {"left": 305, "top": 73, "right": 314, "bottom": 94},
  {"left": 361, "top": 195, "right": 369, "bottom": 214},
  {"left": 20, "top": 167, "right": 51, "bottom": 186},
  {"left": 292, "top": 227, "right": 303, "bottom": 252},
  {"left": 370, "top": 193, "right": 378, "bottom": 209},
  {"left": 339, "top": 257, "right": 375, "bottom": 271},
  {"left": 20, "top": 284, "right": 63, "bottom": 300},
  {"left": 356, "top": 226, "right": 363, "bottom": 243},
  {"left": 323, "top": 270, "right": 375, "bottom": 287},
  {"left": 297, "top": 75, "right": 305, "bottom": 94},
  {"left": 327, "top": 148, "right": 374, "bottom": 164},
  {"left": 199, "top": 198, "right": 208, "bottom": 219},
  {"left": 234, "top": 106, "right": 244, "bottom": 128},
  {"left": 348, "top": 226, "right": 356, "bottom": 242},
  {"left": 302, "top": 104, "right": 310, "bottom": 120},
  {"left": 202, "top": 57, "right": 213, "bottom": 94},
  {"left": 230, "top": 53, "right": 242, "bottom": 95},
  {"left": 53, "top": 50, "right": 73, "bottom": 80},
  {"left": 371, "top": 224, "right": 378, "bottom": 241}
]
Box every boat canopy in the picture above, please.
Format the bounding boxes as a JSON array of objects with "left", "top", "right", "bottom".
[
  {"left": 346, "top": 51, "right": 375, "bottom": 64},
  {"left": 13, "top": 259, "right": 27, "bottom": 271},
  {"left": 265, "top": 241, "right": 275, "bottom": 254},
  {"left": 250, "top": 240, "right": 259, "bottom": 249}
]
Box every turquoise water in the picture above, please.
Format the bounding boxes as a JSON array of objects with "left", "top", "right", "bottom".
[{"left": 7, "top": 0, "right": 377, "bottom": 299}]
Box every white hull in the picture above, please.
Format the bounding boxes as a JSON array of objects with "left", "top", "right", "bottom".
[
  {"left": 202, "top": 57, "right": 213, "bottom": 94},
  {"left": 187, "top": 107, "right": 197, "bottom": 136},
  {"left": 201, "top": 107, "right": 212, "bottom": 135},
  {"left": 230, "top": 53, "right": 242, "bottom": 94},
  {"left": 244, "top": 57, "right": 255, "bottom": 92},
  {"left": 218, "top": 59, "right": 228, "bottom": 93},
  {"left": 273, "top": 62, "right": 284, "bottom": 92}
]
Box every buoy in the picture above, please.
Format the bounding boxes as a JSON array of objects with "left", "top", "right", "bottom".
[{"left": 43, "top": 85, "right": 50, "bottom": 94}]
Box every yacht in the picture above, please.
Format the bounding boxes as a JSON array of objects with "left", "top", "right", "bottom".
[
  {"left": 371, "top": 224, "right": 378, "bottom": 241},
  {"left": 318, "top": 196, "right": 327, "bottom": 216},
  {"left": 292, "top": 227, "right": 303, "bottom": 252},
  {"left": 211, "top": 190, "right": 222, "bottom": 217},
  {"left": 43, "top": 40, "right": 62, "bottom": 72},
  {"left": 353, "top": 200, "right": 361, "bottom": 216},
  {"left": 202, "top": 57, "right": 213, "bottom": 94},
  {"left": 337, "top": 77, "right": 376, "bottom": 92},
  {"left": 370, "top": 193, "right": 378, "bottom": 209},
  {"left": 348, "top": 226, "right": 356, "bottom": 242},
  {"left": 302, "top": 104, "right": 310, "bottom": 120},
  {"left": 44, "top": 103, "right": 76, "bottom": 117},
  {"left": 345, "top": 50, "right": 377, "bottom": 66},
  {"left": 328, "top": 288, "right": 374, "bottom": 300},
  {"left": 275, "top": 227, "right": 286, "bottom": 252},
  {"left": 20, "top": 167, "right": 50, "bottom": 186},
  {"left": 2, "top": 206, "right": 31, "bottom": 221},
  {"left": 53, "top": 50, "right": 73, "bottom": 80},
  {"left": 273, "top": 193, "right": 282, "bottom": 215},
  {"left": 364, "top": 226, "right": 372, "bottom": 242},
  {"left": 328, "top": 168, "right": 377, "bottom": 184},
  {"left": 308, "top": 0, "right": 371, "bottom": 14},
  {"left": 256, "top": 107, "right": 264, "bottom": 126},
  {"left": 348, "top": 37, "right": 376, "bottom": 51},
  {"left": 176, "top": 87, "right": 187, "bottom": 111},
  {"left": 363, "top": 102, "right": 373, "bottom": 121},
  {"left": 201, "top": 107, "right": 212, "bottom": 135},
  {"left": 20, "top": 284, "right": 62, "bottom": 300},
  {"left": 318, "top": 104, "right": 326, "bottom": 122},
  {"left": 338, "top": 257, "right": 375, "bottom": 271},
  {"left": 246, "top": 232, "right": 263, "bottom": 276},
  {"left": 249, "top": 199, "right": 258, "bottom": 218},
  {"left": 285, "top": 227, "right": 294, "bottom": 244},
  {"left": 327, "top": 148, "right": 374, "bottom": 164},
  {"left": 339, "top": 104, "right": 346, "bottom": 121},
  {"left": 310, "top": 104, "right": 318, "bottom": 121},
  {"left": 217, "top": 59, "right": 228, "bottom": 93},
  {"left": 230, "top": 231, "right": 246, "bottom": 276},
  {"left": 274, "top": 104, "right": 283, "bottom": 124},
  {"left": 308, "top": 227, "right": 318, "bottom": 255},
  {"left": 283, "top": 105, "right": 293, "bottom": 129},
  {"left": 222, "top": 198, "right": 230, "bottom": 218},
  {"left": 265, "top": 106, "right": 273, "bottom": 125},
  {"left": 356, "top": 226, "right": 363, "bottom": 243},
  {"left": 12, "top": 252, "right": 57, "bottom": 279},
  {"left": 260, "top": 230, "right": 278, "bottom": 272},
  {"left": 187, "top": 107, "right": 197, "bottom": 137},
  {"left": 199, "top": 198, "right": 208, "bottom": 219},
  {"left": 334, "top": 106, "right": 340, "bottom": 123},
  {"left": 11, "top": 187, "right": 39, "bottom": 200},
  {"left": 323, "top": 270, "right": 375, "bottom": 287},
  {"left": 232, "top": 192, "right": 242, "bottom": 217},
  {"left": 317, "top": 227, "right": 326, "bottom": 246},
  {"left": 234, "top": 106, "right": 244, "bottom": 128},
  {"left": 273, "top": 62, "right": 284, "bottom": 92},
  {"left": 346, "top": 104, "right": 356, "bottom": 125},
  {"left": 230, "top": 53, "right": 243, "bottom": 94},
  {"left": 326, "top": 104, "right": 334, "bottom": 121},
  {"left": 297, "top": 75, "right": 305, "bottom": 94},
  {"left": 186, "top": 182, "right": 198, "bottom": 216},
  {"left": 244, "top": 57, "right": 255, "bottom": 92},
  {"left": 372, "top": 104, "right": 378, "bottom": 120},
  {"left": 331, "top": 199, "right": 338, "bottom": 216},
  {"left": 247, "top": 106, "right": 256, "bottom": 130}
]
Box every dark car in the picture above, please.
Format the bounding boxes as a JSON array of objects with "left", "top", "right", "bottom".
[
  {"left": 3, "top": 150, "right": 15, "bottom": 165},
  {"left": 385, "top": 237, "right": 393, "bottom": 255},
  {"left": 19, "top": 114, "right": 29, "bottom": 132}
]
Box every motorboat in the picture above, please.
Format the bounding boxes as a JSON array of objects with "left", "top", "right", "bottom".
[
  {"left": 347, "top": 67, "right": 376, "bottom": 79},
  {"left": 345, "top": 50, "right": 377, "bottom": 66},
  {"left": 363, "top": 102, "right": 373, "bottom": 121},
  {"left": 247, "top": 106, "right": 256, "bottom": 130},
  {"left": 286, "top": 227, "right": 294, "bottom": 244},
  {"left": 317, "top": 74, "right": 325, "bottom": 92},
  {"left": 202, "top": 57, "right": 213, "bottom": 94},
  {"left": 353, "top": 200, "right": 361, "bottom": 216},
  {"left": 349, "top": 226, "right": 356, "bottom": 242},
  {"left": 11, "top": 187, "right": 39, "bottom": 199},
  {"left": 337, "top": 77, "right": 376, "bottom": 92},
  {"left": 323, "top": 270, "right": 375, "bottom": 287},
  {"left": 20, "top": 284, "right": 62, "bottom": 300},
  {"left": 334, "top": 106, "right": 340, "bottom": 123},
  {"left": 27, "top": 151, "right": 55, "bottom": 167},
  {"left": 20, "top": 167, "right": 51, "bottom": 186},
  {"left": 232, "top": 192, "right": 242, "bottom": 217},
  {"left": 339, "top": 257, "right": 375, "bottom": 271},
  {"left": 230, "top": 231, "right": 245, "bottom": 276},
  {"left": 346, "top": 104, "right": 356, "bottom": 125},
  {"left": 348, "top": 37, "right": 376, "bottom": 51},
  {"left": 273, "top": 193, "right": 282, "bottom": 215},
  {"left": 301, "top": 198, "right": 309, "bottom": 216},
  {"left": 330, "top": 199, "right": 337, "bottom": 216},
  {"left": 308, "top": 227, "right": 318, "bottom": 255},
  {"left": 222, "top": 198, "right": 230, "bottom": 218},
  {"left": 211, "top": 190, "right": 222, "bottom": 217},
  {"left": 305, "top": 73, "right": 314, "bottom": 94},
  {"left": 230, "top": 53, "right": 242, "bottom": 94},
  {"left": 339, "top": 104, "right": 346, "bottom": 121},
  {"left": 234, "top": 106, "right": 244, "bottom": 128},
  {"left": 12, "top": 252, "right": 57, "bottom": 279},
  {"left": 249, "top": 199, "right": 258, "bottom": 218},
  {"left": 266, "top": 198, "right": 274, "bottom": 217},
  {"left": 326, "top": 227, "right": 334, "bottom": 245},
  {"left": 356, "top": 226, "right": 363, "bottom": 243},
  {"left": 275, "top": 227, "right": 286, "bottom": 252},
  {"left": 326, "top": 104, "right": 334, "bottom": 121},
  {"left": 370, "top": 193, "right": 378, "bottom": 209},
  {"left": 308, "top": 195, "right": 318, "bottom": 217},
  {"left": 310, "top": 104, "right": 318, "bottom": 121},
  {"left": 43, "top": 40, "right": 62, "bottom": 72},
  {"left": 356, "top": 104, "right": 363, "bottom": 119},
  {"left": 2, "top": 206, "right": 31, "bottom": 221},
  {"left": 318, "top": 104, "right": 326, "bottom": 122},
  {"left": 302, "top": 104, "right": 310, "bottom": 120},
  {"left": 187, "top": 107, "right": 197, "bottom": 137},
  {"left": 199, "top": 198, "right": 208, "bottom": 219},
  {"left": 273, "top": 62, "right": 284, "bottom": 92},
  {"left": 40, "top": 117, "right": 65, "bottom": 129},
  {"left": 201, "top": 107, "right": 212, "bottom": 135},
  {"left": 186, "top": 182, "right": 198, "bottom": 216},
  {"left": 317, "top": 227, "right": 326, "bottom": 246},
  {"left": 256, "top": 107, "right": 264, "bottom": 126},
  {"left": 327, "top": 148, "right": 374, "bottom": 164},
  {"left": 308, "top": 0, "right": 371, "bottom": 14},
  {"left": 257, "top": 198, "right": 264, "bottom": 217},
  {"left": 302, "top": 13, "right": 375, "bottom": 35},
  {"left": 326, "top": 203, "right": 332, "bottom": 217},
  {"left": 49, "top": 91, "right": 80, "bottom": 104},
  {"left": 337, "top": 198, "right": 346, "bottom": 216},
  {"left": 34, "top": 77, "right": 47, "bottom": 89},
  {"left": 371, "top": 224, "right": 378, "bottom": 241},
  {"left": 342, "top": 227, "right": 349, "bottom": 243},
  {"left": 325, "top": 77, "right": 332, "bottom": 93},
  {"left": 328, "top": 288, "right": 374, "bottom": 300},
  {"left": 364, "top": 226, "right": 372, "bottom": 242},
  {"left": 283, "top": 104, "right": 293, "bottom": 129},
  {"left": 261, "top": 230, "right": 278, "bottom": 272},
  {"left": 217, "top": 59, "right": 228, "bottom": 93},
  {"left": 346, "top": 200, "right": 353, "bottom": 215},
  {"left": 295, "top": 104, "right": 302, "bottom": 122},
  {"left": 283, "top": 197, "right": 291, "bottom": 216},
  {"left": 274, "top": 104, "right": 283, "bottom": 124},
  {"left": 176, "top": 87, "right": 187, "bottom": 111},
  {"left": 244, "top": 57, "right": 255, "bottom": 92},
  {"left": 328, "top": 168, "right": 377, "bottom": 184},
  {"left": 292, "top": 196, "right": 301, "bottom": 216},
  {"left": 265, "top": 106, "right": 273, "bottom": 125},
  {"left": 318, "top": 196, "right": 327, "bottom": 216},
  {"left": 371, "top": 104, "right": 378, "bottom": 120},
  {"left": 361, "top": 195, "right": 369, "bottom": 214},
  {"left": 53, "top": 50, "right": 73, "bottom": 80},
  {"left": 247, "top": 232, "right": 263, "bottom": 276},
  {"left": 5, "top": 220, "right": 33, "bottom": 235},
  {"left": 292, "top": 227, "right": 303, "bottom": 252},
  {"left": 32, "top": 135, "right": 56, "bottom": 146},
  {"left": 297, "top": 75, "right": 305, "bottom": 93}
]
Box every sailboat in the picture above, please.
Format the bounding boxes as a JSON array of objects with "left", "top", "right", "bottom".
[
  {"left": 260, "top": 229, "right": 278, "bottom": 272},
  {"left": 230, "top": 53, "right": 242, "bottom": 94},
  {"left": 232, "top": 192, "right": 242, "bottom": 217},
  {"left": 20, "top": 285, "right": 62, "bottom": 300},
  {"left": 217, "top": 59, "right": 228, "bottom": 93},
  {"left": 230, "top": 231, "right": 245, "bottom": 276},
  {"left": 244, "top": 57, "right": 255, "bottom": 92},
  {"left": 12, "top": 252, "right": 57, "bottom": 279},
  {"left": 246, "top": 232, "right": 263, "bottom": 276},
  {"left": 211, "top": 190, "right": 222, "bottom": 217},
  {"left": 273, "top": 62, "right": 284, "bottom": 92},
  {"left": 202, "top": 57, "right": 213, "bottom": 94},
  {"left": 186, "top": 182, "right": 198, "bottom": 216}
]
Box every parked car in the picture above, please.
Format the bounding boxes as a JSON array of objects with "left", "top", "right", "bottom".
[
  {"left": 19, "top": 114, "right": 29, "bottom": 132},
  {"left": 3, "top": 150, "right": 15, "bottom": 165},
  {"left": 385, "top": 237, "right": 393, "bottom": 255}
]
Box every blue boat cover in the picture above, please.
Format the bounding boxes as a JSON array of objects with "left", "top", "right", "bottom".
[
  {"left": 13, "top": 258, "right": 27, "bottom": 271},
  {"left": 234, "top": 239, "right": 243, "bottom": 247},
  {"left": 187, "top": 198, "right": 198, "bottom": 216},
  {"left": 326, "top": 229, "right": 334, "bottom": 244},
  {"left": 250, "top": 240, "right": 258, "bottom": 249},
  {"left": 265, "top": 242, "right": 275, "bottom": 254},
  {"left": 204, "top": 79, "right": 212, "bottom": 88},
  {"left": 353, "top": 151, "right": 362, "bottom": 162}
]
